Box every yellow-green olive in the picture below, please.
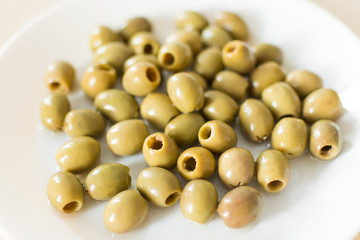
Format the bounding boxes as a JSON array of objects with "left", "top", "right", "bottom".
[
  {"left": 137, "top": 167, "right": 181, "bottom": 207},
  {"left": 180, "top": 179, "right": 218, "bottom": 224},
  {"left": 201, "top": 25, "right": 233, "bottom": 49},
  {"left": 103, "top": 189, "right": 148, "bottom": 233},
  {"left": 250, "top": 61, "right": 285, "bottom": 98},
  {"left": 218, "top": 147, "right": 255, "bottom": 188},
  {"left": 94, "top": 89, "right": 139, "bottom": 122},
  {"left": 165, "top": 113, "right": 205, "bottom": 146},
  {"left": 123, "top": 54, "right": 160, "bottom": 72},
  {"left": 106, "top": 119, "right": 149, "bottom": 156},
  {"left": 252, "top": 43, "right": 283, "bottom": 65},
  {"left": 202, "top": 90, "right": 238, "bottom": 123},
  {"left": 175, "top": 11, "right": 208, "bottom": 32},
  {"left": 63, "top": 109, "right": 106, "bottom": 138},
  {"left": 165, "top": 30, "right": 203, "bottom": 54},
  {"left": 222, "top": 40, "right": 256, "bottom": 74},
  {"left": 285, "top": 69, "right": 323, "bottom": 99},
  {"left": 217, "top": 186, "right": 262, "bottom": 228},
  {"left": 89, "top": 25, "right": 121, "bottom": 52},
  {"left": 55, "top": 136, "right": 100, "bottom": 173},
  {"left": 212, "top": 70, "right": 249, "bottom": 102},
  {"left": 157, "top": 41, "right": 193, "bottom": 71},
  {"left": 45, "top": 60, "right": 75, "bottom": 94},
  {"left": 81, "top": 63, "right": 117, "bottom": 98},
  {"left": 309, "top": 120, "right": 342, "bottom": 160},
  {"left": 256, "top": 149, "right": 290, "bottom": 193},
  {"left": 261, "top": 82, "right": 301, "bottom": 120},
  {"left": 46, "top": 171, "right": 84, "bottom": 213},
  {"left": 122, "top": 62, "right": 161, "bottom": 96},
  {"left": 85, "top": 163, "right": 131, "bottom": 201},
  {"left": 214, "top": 11, "right": 249, "bottom": 41},
  {"left": 119, "top": 17, "right": 152, "bottom": 41},
  {"left": 177, "top": 147, "right": 216, "bottom": 181},
  {"left": 143, "top": 132, "right": 179, "bottom": 169},
  {"left": 198, "top": 120, "right": 237, "bottom": 154},
  {"left": 128, "top": 31, "right": 159, "bottom": 55},
  {"left": 194, "top": 47, "right": 224, "bottom": 81},
  {"left": 40, "top": 93, "right": 70, "bottom": 131},
  {"left": 239, "top": 99, "right": 274, "bottom": 142},
  {"left": 271, "top": 117, "right": 308, "bottom": 159},
  {"left": 302, "top": 88, "right": 342, "bottom": 123},
  {"left": 140, "top": 93, "right": 180, "bottom": 130},
  {"left": 184, "top": 71, "right": 208, "bottom": 90}
]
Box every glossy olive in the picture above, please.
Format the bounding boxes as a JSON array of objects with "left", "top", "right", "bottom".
[
  {"left": 212, "top": 70, "right": 249, "bottom": 102},
  {"left": 157, "top": 41, "right": 193, "bottom": 71},
  {"left": 309, "top": 120, "right": 342, "bottom": 160},
  {"left": 252, "top": 43, "right": 283, "bottom": 65},
  {"left": 106, "top": 119, "right": 149, "bottom": 156},
  {"left": 137, "top": 167, "right": 181, "bottom": 207},
  {"left": 194, "top": 47, "right": 224, "bottom": 81},
  {"left": 239, "top": 99, "right": 274, "bottom": 142},
  {"left": 123, "top": 54, "right": 160, "bottom": 72},
  {"left": 222, "top": 40, "right": 256, "bottom": 74},
  {"left": 55, "top": 136, "right": 100, "bottom": 173},
  {"left": 180, "top": 179, "right": 218, "bottom": 224},
  {"left": 217, "top": 186, "right": 262, "bottom": 228},
  {"left": 175, "top": 11, "right": 208, "bottom": 31},
  {"left": 202, "top": 90, "right": 238, "bottom": 123},
  {"left": 94, "top": 89, "right": 139, "bottom": 122},
  {"left": 184, "top": 71, "right": 208, "bottom": 90},
  {"left": 201, "top": 25, "right": 232, "bottom": 49},
  {"left": 40, "top": 93, "right": 70, "bottom": 131},
  {"left": 214, "top": 11, "right": 249, "bottom": 40},
  {"left": 128, "top": 31, "right": 159, "bottom": 55},
  {"left": 285, "top": 69, "right": 323, "bottom": 99},
  {"left": 119, "top": 17, "right": 152, "bottom": 41},
  {"left": 45, "top": 60, "right": 75, "bottom": 94},
  {"left": 165, "top": 30, "right": 203, "bottom": 54},
  {"left": 89, "top": 25, "right": 120, "bottom": 52},
  {"left": 103, "top": 189, "right": 148, "bottom": 233},
  {"left": 46, "top": 171, "right": 84, "bottom": 213}
]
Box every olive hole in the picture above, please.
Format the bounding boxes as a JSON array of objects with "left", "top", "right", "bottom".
[
  {"left": 226, "top": 44, "right": 236, "bottom": 53},
  {"left": 146, "top": 67, "right": 157, "bottom": 82},
  {"left": 62, "top": 201, "right": 79, "bottom": 213},
  {"left": 165, "top": 192, "right": 180, "bottom": 205},
  {"left": 50, "top": 81, "right": 60, "bottom": 90},
  {"left": 147, "top": 136, "right": 163, "bottom": 150},
  {"left": 199, "top": 126, "right": 212, "bottom": 140},
  {"left": 144, "top": 44, "right": 153, "bottom": 54},
  {"left": 184, "top": 157, "right": 196, "bottom": 171},
  {"left": 320, "top": 145, "right": 332, "bottom": 155},
  {"left": 267, "top": 180, "right": 283, "bottom": 191},
  {"left": 163, "top": 53, "right": 174, "bottom": 66}
]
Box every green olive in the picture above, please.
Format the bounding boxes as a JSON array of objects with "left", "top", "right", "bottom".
[
  {"left": 55, "top": 136, "right": 100, "bottom": 173},
  {"left": 180, "top": 179, "right": 218, "bottom": 224},
  {"left": 103, "top": 189, "right": 148, "bottom": 233},
  {"left": 164, "top": 113, "right": 205, "bottom": 146},
  {"left": 285, "top": 69, "right": 323, "bottom": 99},
  {"left": 271, "top": 117, "right": 308, "bottom": 159},
  {"left": 63, "top": 109, "right": 106, "bottom": 138},
  {"left": 184, "top": 71, "right": 208, "bottom": 90},
  {"left": 309, "top": 120, "right": 342, "bottom": 160},
  {"left": 212, "top": 70, "right": 249, "bottom": 102},
  {"left": 302, "top": 88, "right": 342, "bottom": 123},
  {"left": 175, "top": 11, "right": 208, "bottom": 32},
  {"left": 137, "top": 167, "right": 181, "bottom": 207},
  {"left": 256, "top": 149, "right": 290, "bottom": 193},
  {"left": 123, "top": 54, "right": 160, "bottom": 72},
  {"left": 45, "top": 60, "right": 75, "bottom": 94},
  {"left": 140, "top": 93, "right": 180, "bottom": 130},
  {"left": 106, "top": 119, "right": 149, "bottom": 156},
  {"left": 194, "top": 47, "right": 224, "bottom": 81},
  {"left": 167, "top": 72, "right": 204, "bottom": 113},
  {"left": 89, "top": 25, "right": 120, "bottom": 52},
  {"left": 201, "top": 25, "right": 233, "bottom": 49},
  {"left": 218, "top": 147, "right": 255, "bottom": 188},
  {"left": 119, "top": 17, "right": 152, "bottom": 41},
  {"left": 157, "top": 41, "right": 193, "bottom": 71},
  {"left": 85, "top": 163, "right": 131, "bottom": 201},
  {"left": 217, "top": 186, "right": 262, "bottom": 228},
  {"left": 252, "top": 43, "right": 283, "bottom": 65},
  {"left": 165, "top": 30, "right": 203, "bottom": 54},
  {"left": 239, "top": 99, "right": 274, "bottom": 142},
  {"left": 222, "top": 40, "right": 256, "bottom": 74},
  {"left": 46, "top": 171, "right": 84, "bottom": 213},
  {"left": 128, "top": 31, "right": 159, "bottom": 55},
  {"left": 40, "top": 93, "right": 70, "bottom": 131},
  {"left": 202, "top": 90, "right": 238, "bottom": 123},
  {"left": 94, "top": 89, "right": 139, "bottom": 122},
  {"left": 214, "top": 11, "right": 249, "bottom": 40}
]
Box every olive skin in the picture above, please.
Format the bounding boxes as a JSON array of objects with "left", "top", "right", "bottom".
[
  {"left": 137, "top": 167, "right": 181, "bottom": 207},
  {"left": 271, "top": 117, "right": 308, "bottom": 159},
  {"left": 55, "top": 136, "right": 100, "bottom": 173},
  {"left": 165, "top": 30, "right": 203, "bottom": 54},
  {"left": 167, "top": 72, "right": 204, "bottom": 113},
  {"left": 256, "top": 150, "right": 290, "bottom": 193},
  {"left": 212, "top": 70, "right": 249, "bottom": 102},
  {"left": 302, "top": 88, "right": 342, "bottom": 123},
  {"left": 106, "top": 119, "right": 149, "bottom": 156},
  {"left": 194, "top": 47, "right": 224, "bottom": 81},
  {"left": 180, "top": 179, "right": 218, "bottom": 224},
  {"left": 165, "top": 113, "right": 205, "bottom": 146},
  {"left": 143, "top": 132, "right": 179, "bottom": 169},
  {"left": 175, "top": 11, "right": 208, "bottom": 32},
  {"left": 285, "top": 69, "right": 323, "bottom": 99},
  {"left": 128, "top": 31, "right": 159, "bottom": 55},
  {"left": 202, "top": 90, "right": 238, "bottom": 123},
  {"left": 239, "top": 99, "right": 274, "bottom": 142},
  {"left": 40, "top": 93, "right": 70, "bottom": 131},
  {"left": 201, "top": 25, "right": 233, "bottom": 49},
  {"left": 217, "top": 186, "right": 262, "bottom": 228},
  {"left": 222, "top": 40, "right": 256, "bottom": 74},
  {"left": 177, "top": 147, "right": 216, "bottom": 181},
  {"left": 45, "top": 61, "right": 75, "bottom": 94},
  {"left": 123, "top": 54, "right": 160, "bottom": 72},
  {"left": 157, "top": 42, "right": 193, "bottom": 71},
  {"left": 250, "top": 61, "right": 285, "bottom": 98},
  {"left": 94, "top": 89, "right": 139, "bottom": 122},
  {"left": 46, "top": 171, "right": 84, "bottom": 213},
  {"left": 84, "top": 163, "right": 131, "bottom": 201},
  {"left": 119, "top": 17, "right": 152, "bottom": 41},
  {"left": 184, "top": 71, "right": 208, "bottom": 90},
  {"left": 214, "top": 11, "right": 249, "bottom": 41},
  {"left": 261, "top": 82, "right": 301, "bottom": 120},
  {"left": 218, "top": 148, "right": 255, "bottom": 188},
  {"left": 309, "top": 120, "right": 342, "bottom": 160},
  {"left": 252, "top": 43, "right": 283, "bottom": 65},
  {"left": 89, "top": 25, "right": 120, "bottom": 52},
  {"left": 198, "top": 120, "right": 237, "bottom": 154},
  {"left": 81, "top": 63, "right": 117, "bottom": 99},
  {"left": 103, "top": 189, "right": 148, "bottom": 234},
  {"left": 140, "top": 93, "right": 180, "bottom": 130},
  {"left": 122, "top": 62, "right": 161, "bottom": 97},
  {"left": 63, "top": 109, "right": 106, "bottom": 138}
]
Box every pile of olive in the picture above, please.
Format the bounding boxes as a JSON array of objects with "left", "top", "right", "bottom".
[{"left": 40, "top": 10, "right": 343, "bottom": 234}]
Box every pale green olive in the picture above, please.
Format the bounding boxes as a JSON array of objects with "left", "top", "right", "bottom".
[
  {"left": 212, "top": 70, "right": 249, "bottom": 102},
  {"left": 285, "top": 69, "right": 323, "bottom": 99},
  {"left": 165, "top": 30, "right": 203, "bottom": 54},
  {"left": 119, "top": 17, "right": 152, "bottom": 41},
  {"left": 202, "top": 90, "right": 238, "bottom": 123},
  {"left": 194, "top": 47, "right": 223, "bottom": 81},
  {"left": 201, "top": 25, "right": 233, "bottom": 49},
  {"left": 45, "top": 60, "right": 75, "bottom": 94},
  {"left": 157, "top": 42, "right": 193, "bottom": 71},
  {"left": 252, "top": 43, "right": 283, "bottom": 65},
  {"left": 175, "top": 11, "right": 208, "bottom": 32},
  {"left": 40, "top": 93, "right": 70, "bottom": 131},
  {"left": 214, "top": 11, "right": 249, "bottom": 40},
  {"left": 128, "top": 31, "right": 159, "bottom": 55},
  {"left": 89, "top": 25, "right": 121, "bottom": 52},
  {"left": 184, "top": 71, "right": 208, "bottom": 90},
  {"left": 222, "top": 40, "right": 256, "bottom": 74}
]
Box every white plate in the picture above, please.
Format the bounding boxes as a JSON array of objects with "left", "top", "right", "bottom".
[{"left": 1, "top": 0, "right": 360, "bottom": 239}]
